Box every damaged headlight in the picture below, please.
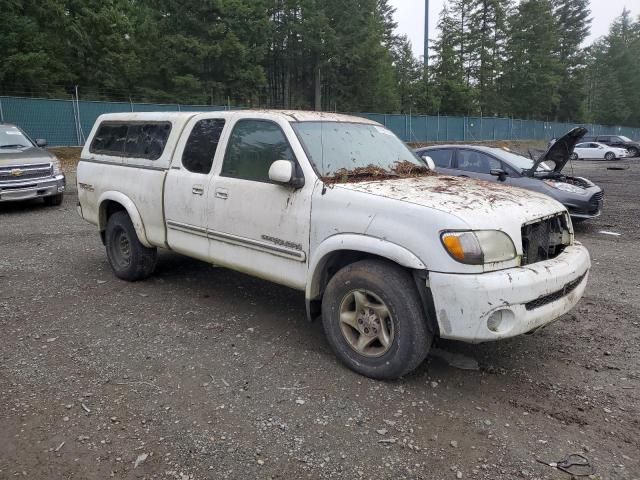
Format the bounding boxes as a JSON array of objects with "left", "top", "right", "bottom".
[
  {"left": 51, "top": 157, "right": 62, "bottom": 176},
  {"left": 544, "top": 180, "right": 584, "bottom": 194},
  {"left": 441, "top": 230, "right": 516, "bottom": 265}
]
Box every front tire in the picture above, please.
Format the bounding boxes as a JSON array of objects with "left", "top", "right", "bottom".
[
  {"left": 605, "top": 152, "right": 616, "bottom": 161},
  {"left": 321, "top": 260, "right": 432, "bottom": 380},
  {"left": 105, "top": 211, "right": 157, "bottom": 281},
  {"left": 570, "top": 152, "right": 578, "bottom": 161},
  {"left": 43, "top": 193, "right": 64, "bottom": 206},
  {"left": 628, "top": 147, "right": 639, "bottom": 157}
]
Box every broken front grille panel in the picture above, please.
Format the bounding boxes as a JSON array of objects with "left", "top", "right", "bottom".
[
  {"left": 0, "top": 163, "right": 53, "bottom": 184},
  {"left": 521, "top": 214, "right": 571, "bottom": 265}
]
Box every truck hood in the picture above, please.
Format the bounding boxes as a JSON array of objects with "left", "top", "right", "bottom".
[
  {"left": 0, "top": 146, "right": 55, "bottom": 166},
  {"left": 335, "top": 175, "right": 566, "bottom": 228},
  {"left": 526, "top": 127, "right": 587, "bottom": 177}
]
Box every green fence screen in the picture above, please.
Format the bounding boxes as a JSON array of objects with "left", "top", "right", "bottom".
[{"left": 1, "top": 95, "right": 638, "bottom": 147}]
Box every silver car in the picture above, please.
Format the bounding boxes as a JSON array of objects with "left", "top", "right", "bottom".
[
  {"left": 416, "top": 128, "right": 604, "bottom": 222},
  {"left": 0, "top": 123, "right": 65, "bottom": 205}
]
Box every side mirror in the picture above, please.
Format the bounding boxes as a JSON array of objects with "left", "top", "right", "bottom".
[
  {"left": 269, "top": 160, "right": 304, "bottom": 188},
  {"left": 35, "top": 139, "right": 47, "bottom": 147},
  {"left": 421, "top": 155, "right": 436, "bottom": 170},
  {"left": 490, "top": 168, "right": 508, "bottom": 181}
]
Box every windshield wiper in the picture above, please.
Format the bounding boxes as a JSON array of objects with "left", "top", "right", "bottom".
[{"left": 0, "top": 144, "right": 29, "bottom": 149}]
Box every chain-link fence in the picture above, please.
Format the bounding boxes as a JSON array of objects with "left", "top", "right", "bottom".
[{"left": 1, "top": 95, "right": 638, "bottom": 147}]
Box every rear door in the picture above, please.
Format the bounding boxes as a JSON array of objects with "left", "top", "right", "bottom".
[
  {"left": 574, "top": 143, "right": 591, "bottom": 158},
  {"left": 609, "top": 136, "right": 626, "bottom": 149},
  {"left": 165, "top": 117, "right": 226, "bottom": 261},
  {"left": 591, "top": 143, "right": 607, "bottom": 158}
]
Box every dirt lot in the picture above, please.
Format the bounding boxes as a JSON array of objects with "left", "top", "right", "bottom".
[{"left": 1, "top": 153, "right": 639, "bottom": 479}]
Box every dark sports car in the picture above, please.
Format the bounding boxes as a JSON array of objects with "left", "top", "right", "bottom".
[{"left": 416, "top": 128, "right": 604, "bottom": 221}]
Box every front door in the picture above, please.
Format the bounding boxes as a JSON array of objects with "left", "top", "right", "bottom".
[
  {"left": 208, "top": 119, "right": 311, "bottom": 290},
  {"left": 165, "top": 118, "right": 226, "bottom": 261},
  {"left": 455, "top": 149, "right": 504, "bottom": 182}
]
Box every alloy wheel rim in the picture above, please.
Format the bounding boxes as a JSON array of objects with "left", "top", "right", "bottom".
[{"left": 339, "top": 289, "right": 395, "bottom": 358}]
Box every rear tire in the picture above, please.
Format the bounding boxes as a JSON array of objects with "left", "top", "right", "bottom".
[
  {"left": 321, "top": 260, "right": 432, "bottom": 380},
  {"left": 43, "top": 193, "right": 64, "bottom": 206},
  {"left": 105, "top": 211, "right": 157, "bottom": 281},
  {"left": 604, "top": 152, "right": 616, "bottom": 161}
]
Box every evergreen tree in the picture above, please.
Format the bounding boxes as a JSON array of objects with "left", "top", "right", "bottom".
[
  {"left": 551, "top": 0, "right": 592, "bottom": 121},
  {"left": 392, "top": 35, "right": 422, "bottom": 113},
  {"left": 468, "top": 0, "right": 513, "bottom": 115},
  {"left": 0, "top": 0, "right": 73, "bottom": 96},
  {"left": 431, "top": 6, "right": 475, "bottom": 114},
  {"left": 501, "top": 0, "right": 562, "bottom": 119},
  {"left": 449, "top": 0, "right": 475, "bottom": 85},
  {"left": 585, "top": 9, "right": 640, "bottom": 125}
]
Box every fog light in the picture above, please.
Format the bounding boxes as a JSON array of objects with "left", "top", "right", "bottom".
[{"left": 487, "top": 309, "right": 515, "bottom": 334}]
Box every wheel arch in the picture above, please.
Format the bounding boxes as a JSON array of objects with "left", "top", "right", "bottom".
[
  {"left": 305, "top": 234, "right": 429, "bottom": 321},
  {"left": 98, "top": 192, "right": 152, "bottom": 247}
]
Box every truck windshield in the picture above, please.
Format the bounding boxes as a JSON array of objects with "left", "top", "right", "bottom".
[
  {"left": 618, "top": 136, "right": 632, "bottom": 142},
  {"left": 292, "top": 121, "right": 425, "bottom": 178},
  {"left": 0, "top": 126, "right": 32, "bottom": 148}
]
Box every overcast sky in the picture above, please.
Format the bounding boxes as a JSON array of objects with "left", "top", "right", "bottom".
[{"left": 390, "top": 0, "right": 640, "bottom": 59}]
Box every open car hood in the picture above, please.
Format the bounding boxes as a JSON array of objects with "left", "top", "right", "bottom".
[{"left": 526, "top": 127, "right": 587, "bottom": 177}]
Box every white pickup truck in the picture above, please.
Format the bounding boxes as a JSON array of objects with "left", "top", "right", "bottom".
[{"left": 77, "top": 111, "right": 591, "bottom": 379}]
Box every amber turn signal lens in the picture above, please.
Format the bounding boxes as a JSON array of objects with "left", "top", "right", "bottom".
[{"left": 442, "top": 234, "right": 465, "bottom": 261}]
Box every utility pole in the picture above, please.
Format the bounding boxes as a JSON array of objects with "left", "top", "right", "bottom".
[{"left": 424, "top": 0, "right": 430, "bottom": 70}]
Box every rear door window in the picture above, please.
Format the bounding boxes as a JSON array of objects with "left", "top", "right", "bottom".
[
  {"left": 182, "top": 119, "right": 226, "bottom": 174},
  {"left": 424, "top": 149, "right": 453, "bottom": 168},
  {"left": 91, "top": 122, "right": 171, "bottom": 160}
]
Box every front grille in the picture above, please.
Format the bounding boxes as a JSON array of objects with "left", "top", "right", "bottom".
[
  {"left": 525, "top": 272, "right": 587, "bottom": 310},
  {"left": 589, "top": 191, "right": 604, "bottom": 214},
  {"left": 0, "top": 163, "right": 53, "bottom": 184},
  {"left": 521, "top": 214, "right": 571, "bottom": 265}
]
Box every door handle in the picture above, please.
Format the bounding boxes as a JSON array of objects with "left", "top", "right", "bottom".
[
  {"left": 192, "top": 185, "right": 204, "bottom": 196},
  {"left": 215, "top": 188, "right": 228, "bottom": 200}
]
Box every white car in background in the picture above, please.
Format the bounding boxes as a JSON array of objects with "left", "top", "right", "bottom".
[{"left": 571, "top": 142, "right": 628, "bottom": 160}]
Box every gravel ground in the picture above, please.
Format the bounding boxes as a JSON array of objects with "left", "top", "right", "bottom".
[{"left": 1, "top": 157, "right": 639, "bottom": 480}]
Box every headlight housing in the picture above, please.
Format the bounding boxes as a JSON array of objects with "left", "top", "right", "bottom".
[
  {"left": 441, "top": 230, "right": 516, "bottom": 265},
  {"left": 51, "top": 158, "right": 62, "bottom": 175},
  {"left": 544, "top": 180, "right": 584, "bottom": 194}
]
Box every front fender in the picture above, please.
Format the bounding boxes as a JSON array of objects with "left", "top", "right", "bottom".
[
  {"left": 98, "top": 191, "right": 152, "bottom": 248},
  {"left": 306, "top": 233, "right": 426, "bottom": 301}
]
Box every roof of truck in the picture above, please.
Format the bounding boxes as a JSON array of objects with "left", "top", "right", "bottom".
[{"left": 94, "top": 110, "right": 379, "bottom": 125}]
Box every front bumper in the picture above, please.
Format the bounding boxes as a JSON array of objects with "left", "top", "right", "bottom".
[
  {"left": 429, "top": 243, "right": 591, "bottom": 342},
  {"left": 566, "top": 188, "right": 604, "bottom": 219},
  {"left": 0, "top": 174, "right": 65, "bottom": 202}
]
